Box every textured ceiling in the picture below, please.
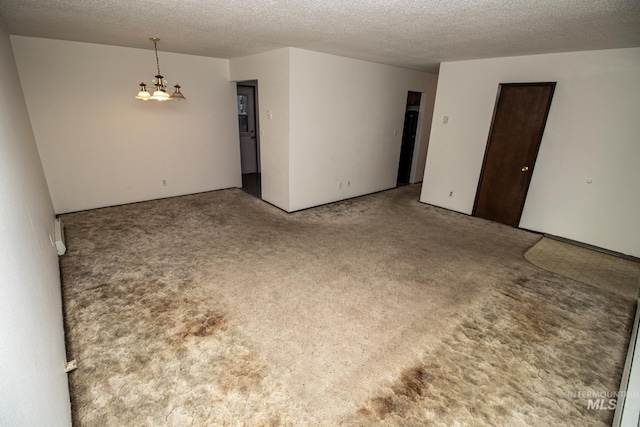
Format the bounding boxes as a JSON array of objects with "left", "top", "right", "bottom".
[{"left": 1, "top": 0, "right": 639, "bottom": 73}]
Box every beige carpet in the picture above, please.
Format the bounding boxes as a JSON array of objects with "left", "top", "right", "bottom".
[
  {"left": 526, "top": 237, "right": 640, "bottom": 299},
  {"left": 59, "top": 185, "right": 635, "bottom": 426}
]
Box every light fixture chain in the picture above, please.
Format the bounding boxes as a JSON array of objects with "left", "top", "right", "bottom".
[
  {"left": 154, "top": 39, "right": 161, "bottom": 76},
  {"left": 136, "top": 37, "right": 185, "bottom": 101}
]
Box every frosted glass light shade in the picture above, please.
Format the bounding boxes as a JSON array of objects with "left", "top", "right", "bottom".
[
  {"left": 135, "top": 82, "right": 151, "bottom": 100},
  {"left": 135, "top": 90, "right": 151, "bottom": 100},
  {"left": 171, "top": 85, "right": 185, "bottom": 101},
  {"left": 151, "top": 90, "right": 171, "bottom": 101}
]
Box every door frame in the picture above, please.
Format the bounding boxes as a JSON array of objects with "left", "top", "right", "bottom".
[
  {"left": 472, "top": 82, "right": 556, "bottom": 226},
  {"left": 397, "top": 108, "right": 420, "bottom": 185},
  {"left": 236, "top": 82, "right": 260, "bottom": 174}
]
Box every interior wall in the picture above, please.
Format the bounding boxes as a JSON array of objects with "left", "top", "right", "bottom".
[
  {"left": 421, "top": 47, "right": 640, "bottom": 257},
  {"left": 230, "top": 49, "right": 290, "bottom": 211},
  {"left": 288, "top": 48, "right": 437, "bottom": 211},
  {"left": 12, "top": 36, "right": 241, "bottom": 214},
  {"left": 0, "top": 24, "right": 71, "bottom": 426}
]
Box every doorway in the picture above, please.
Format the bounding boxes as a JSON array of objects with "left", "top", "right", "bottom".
[
  {"left": 473, "top": 82, "right": 556, "bottom": 227},
  {"left": 397, "top": 91, "right": 422, "bottom": 186},
  {"left": 236, "top": 82, "right": 261, "bottom": 198}
]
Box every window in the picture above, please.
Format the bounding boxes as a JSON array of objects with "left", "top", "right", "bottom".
[{"left": 237, "top": 95, "right": 248, "bottom": 133}]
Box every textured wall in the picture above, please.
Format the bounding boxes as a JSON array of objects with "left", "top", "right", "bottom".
[
  {"left": 421, "top": 48, "right": 640, "bottom": 257},
  {"left": 230, "top": 49, "right": 291, "bottom": 211},
  {"left": 12, "top": 36, "right": 242, "bottom": 214},
  {"left": 287, "top": 48, "right": 437, "bottom": 211},
  {"left": 231, "top": 47, "right": 437, "bottom": 212},
  {"left": 0, "top": 25, "right": 71, "bottom": 426}
]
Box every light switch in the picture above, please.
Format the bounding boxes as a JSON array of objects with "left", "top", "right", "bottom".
[{"left": 443, "top": 116, "right": 449, "bottom": 124}]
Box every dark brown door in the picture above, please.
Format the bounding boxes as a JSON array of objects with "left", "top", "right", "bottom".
[{"left": 473, "top": 83, "right": 555, "bottom": 227}]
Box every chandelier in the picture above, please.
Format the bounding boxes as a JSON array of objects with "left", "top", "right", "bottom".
[{"left": 135, "top": 38, "right": 185, "bottom": 101}]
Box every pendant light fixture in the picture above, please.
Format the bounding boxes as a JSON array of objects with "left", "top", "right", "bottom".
[{"left": 135, "top": 38, "right": 185, "bottom": 101}]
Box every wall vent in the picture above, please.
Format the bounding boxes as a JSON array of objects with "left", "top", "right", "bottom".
[{"left": 54, "top": 218, "right": 66, "bottom": 256}]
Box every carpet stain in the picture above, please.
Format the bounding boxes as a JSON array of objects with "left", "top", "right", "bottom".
[
  {"left": 497, "top": 289, "right": 522, "bottom": 301},
  {"left": 169, "top": 311, "right": 227, "bottom": 349},
  {"left": 359, "top": 367, "right": 434, "bottom": 419},
  {"left": 392, "top": 366, "right": 433, "bottom": 401},
  {"left": 369, "top": 396, "right": 396, "bottom": 418},
  {"left": 220, "top": 356, "right": 266, "bottom": 395},
  {"left": 62, "top": 270, "right": 296, "bottom": 424},
  {"left": 351, "top": 274, "right": 634, "bottom": 426},
  {"left": 58, "top": 185, "right": 635, "bottom": 426}
]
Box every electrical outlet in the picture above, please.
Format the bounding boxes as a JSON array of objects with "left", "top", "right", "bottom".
[
  {"left": 347, "top": 180, "right": 351, "bottom": 187},
  {"left": 162, "top": 180, "right": 167, "bottom": 187},
  {"left": 449, "top": 191, "right": 453, "bottom": 197}
]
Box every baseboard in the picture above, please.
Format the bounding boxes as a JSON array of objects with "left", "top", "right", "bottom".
[{"left": 544, "top": 234, "right": 640, "bottom": 263}]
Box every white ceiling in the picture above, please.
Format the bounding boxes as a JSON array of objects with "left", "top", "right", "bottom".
[{"left": 1, "top": 0, "right": 639, "bottom": 73}]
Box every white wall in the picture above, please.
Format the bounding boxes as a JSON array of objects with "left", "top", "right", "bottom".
[
  {"left": 231, "top": 47, "right": 436, "bottom": 212},
  {"left": 0, "top": 24, "right": 71, "bottom": 426},
  {"left": 421, "top": 48, "right": 640, "bottom": 257},
  {"left": 12, "top": 36, "right": 241, "bottom": 214},
  {"left": 230, "top": 49, "right": 290, "bottom": 211},
  {"left": 288, "top": 48, "right": 437, "bottom": 211}
]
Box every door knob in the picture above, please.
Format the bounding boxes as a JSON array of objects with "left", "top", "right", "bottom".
[{"left": 521, "top": 166, "right": 529, "bottom": 172}]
